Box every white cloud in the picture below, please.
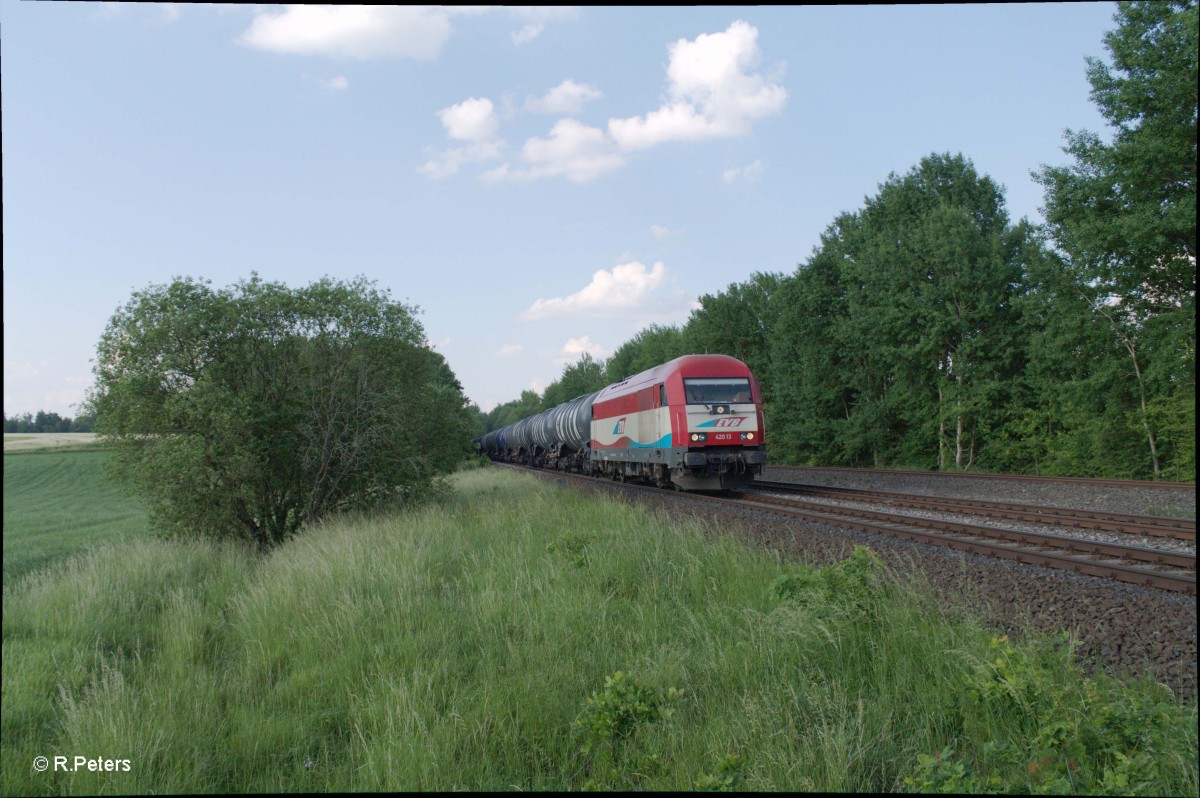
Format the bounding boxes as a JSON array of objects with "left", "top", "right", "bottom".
[
  {"left": 239, "top": 6, "right": 464, "bottom": 60},
  {"left": 510, "top": 6, "right": 580, "bottom": 22},
  {"left": 321, "top": 75, "right": 349, "bottom": 91},
  {"left": 482, "top": 118, "right": 624, "bottom": 184},
  {"left": 419, "top": 97, "right": 505, "bottom": 179},
  {"left": 552, "top": 335, "right": 609, "bottom": 366},
  {"left": 478, "top": 20, "right": 783, "bottom": 184},
  {"left": 522, "top": 261, "right": 667, "bottom": 319},
  {"left": 512, "top": 23, "right": 544, "bottom": 45},
  {"left": 561, "top": 335, "right": 608, "bottom": 359},
  {"left": 438, "top": 97, "right": 500, "bottom": 143},
  {"left": 91, "top": 2, "right": 184, "bottom": 23},
  {"left": 239, "top": 6, "right": 571, "bottom": 59},
  {"left": 650, "top": 224, "right": 682, "bottom": 240},
  {"left": 526, "top": 80, "right": 603, "bottom": 115},
  {"left": 608, "top": 20, "right": 786, "bottom": 150},
  {"left": 418, "top": 141, "right": 504, "bottom": 180},
  {"left": 507, "top": 6, "right": 581, "bottom": 44},
  {"left": 723, "top": 159, "right": 763, "bottom": 183},
  {"left": 497, "top": 343, "right": 523, "bottom": 357}
]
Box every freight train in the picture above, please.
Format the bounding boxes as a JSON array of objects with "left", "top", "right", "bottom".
[{"left": 475, "top": 354, "right": 766, "bottom": 491}]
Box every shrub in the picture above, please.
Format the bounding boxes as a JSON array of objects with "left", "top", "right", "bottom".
[{"left": 87, "top": 274, "right": 474, "bottom": 548}]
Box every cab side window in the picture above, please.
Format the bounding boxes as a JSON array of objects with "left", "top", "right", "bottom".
[{"left": 659, "top": 384, "right": 667, "bottom": 407}]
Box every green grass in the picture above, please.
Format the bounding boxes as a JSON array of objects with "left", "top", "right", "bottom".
[
  {"left": 1, "top": 467, "right": 1196, "bottom": 794},
  {"left": 3, "top": 446, "right": 149, "bottom": 586}
]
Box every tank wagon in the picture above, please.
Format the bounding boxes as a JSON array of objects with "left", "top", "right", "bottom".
[{"left": 475, "top": 354, "right": 767, "bottom": 491}]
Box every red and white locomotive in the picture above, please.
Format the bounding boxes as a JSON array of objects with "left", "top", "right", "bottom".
[{"left": 477, "top": 354, "right": 767, "bottom": 491}]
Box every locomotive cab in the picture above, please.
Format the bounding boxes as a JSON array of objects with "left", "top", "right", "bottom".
[
  {"left": 589, "top": 354, "right": 767, "bottom": 491},
  {"left": 671, "top": 372, "right": 767, "bottom": 491}
]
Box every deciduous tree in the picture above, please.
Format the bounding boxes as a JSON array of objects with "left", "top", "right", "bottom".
[
  {"left": 1034, "top": 0, "right": 1196, "bottom": 479},
  {"left": 87, "top": 274, "right": 473, "bottom": 547}
]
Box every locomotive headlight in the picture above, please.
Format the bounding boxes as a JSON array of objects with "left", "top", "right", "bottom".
[
  {"left": 690, "top": 433, "right": 698, "bottom": 442},
  {"left": 690, "top": 433, "right": 707, "bottom": 442}
]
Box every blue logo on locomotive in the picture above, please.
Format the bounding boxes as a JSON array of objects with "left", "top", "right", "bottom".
[{"left": 613, "top": 418, "right": 626, "bottom": 435}]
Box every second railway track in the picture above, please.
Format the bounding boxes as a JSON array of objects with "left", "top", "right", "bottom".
[
  {"left": 750, "top": 479, "right": 1196, "bottom": 542},
  {"left": 724, "top": 489, "right": 1195, "bottom": 596},
  {"left": 499, "top": 463, "right": 1197, "bottom": 596}
]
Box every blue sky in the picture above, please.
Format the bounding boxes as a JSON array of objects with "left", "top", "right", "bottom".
[{"left": 3, "top": 3, "right": 1118, "bottom": 417}]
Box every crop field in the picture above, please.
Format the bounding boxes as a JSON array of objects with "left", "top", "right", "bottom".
[
  {"left": 4, "top": 433, "right": 99, "bottom": 452},
  {"left": 3, "top": 444, "right": 148, "bottom": 586},
  {"left": 3, "top": 464, "right": 1198, "bottom": 794}
]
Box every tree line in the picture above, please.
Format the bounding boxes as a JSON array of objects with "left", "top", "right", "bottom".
[
  {"left": 481, "top": 1, "right": 1196, "bottom": 481},
  {"left": 3, "top": 411, "right": 94, "bottom": 433}
]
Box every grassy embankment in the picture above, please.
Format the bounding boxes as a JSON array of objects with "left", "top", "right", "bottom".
[{"left": 2, "top": 461, "right": 1197, "bottom": 794}]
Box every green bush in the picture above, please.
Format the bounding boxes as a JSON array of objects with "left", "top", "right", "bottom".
[{"left": 88, "top": 274, "right": 473, "bottom": 547}]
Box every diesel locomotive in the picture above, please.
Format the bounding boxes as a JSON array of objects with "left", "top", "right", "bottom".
[{"left": 476, "top": 354, "right": 766, "bottom": 491}]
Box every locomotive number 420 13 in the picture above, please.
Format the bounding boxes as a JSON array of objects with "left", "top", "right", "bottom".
[{"left": 711, "top": 433, "right": 734, "bottom": 442}]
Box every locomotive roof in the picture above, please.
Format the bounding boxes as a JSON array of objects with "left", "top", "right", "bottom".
[{"left": 595, "top": 354, "right": 751, "bottom": 402}]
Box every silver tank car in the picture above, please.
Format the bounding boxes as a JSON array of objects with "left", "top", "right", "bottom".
[
  {"left": 483, "top": 389, "right": 602, "bottom": 466},
  {"left": 553, "top": 390, "right": 600, "bottom": 451}
]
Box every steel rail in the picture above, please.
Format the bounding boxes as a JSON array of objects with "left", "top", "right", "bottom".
[
  {"left": 496, "top": 463, "right": 1196, "bottom": 596},
  {"left": 739, "top": 493, "right": 1195, "bottom": 570},
  {"left": 750, "top": 480, "right": 1196, "bottom": 541},
  {"left": 714, "top": 493, "right": 1196, "bottom": 596},
  {"left": 769, "top": 465, "right": 1196, "bottom": 492}
]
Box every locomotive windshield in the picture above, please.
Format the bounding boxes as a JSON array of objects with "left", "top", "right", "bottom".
[{"left": 683, "top": 378, "right": 752, "bottom": 404}]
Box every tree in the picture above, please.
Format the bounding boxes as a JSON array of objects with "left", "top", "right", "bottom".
[
  {"left": 1034, "top": 0, "right": 1196, "bottom": 479},
  {"left": 87, "top": 274, "right": 473, "bottom": 548},
  {"left": 541, "top": 353, "right": 608, "bottom": 410},
  {"left": 770, "top": 153, "right": 1027, "bottom": 470},
  {"left": 603, "top": 324, "right": 688, "bottom": 384},
  {"left": 488, "top": 390, "right": 543, "bottom": 431},
  {"left": 683, "top": 272, "right": 783, "bottom": 401}
]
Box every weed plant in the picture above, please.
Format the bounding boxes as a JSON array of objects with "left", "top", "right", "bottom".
[{"left": 2, "top": 468, "right": 1196, "bottom": 794}]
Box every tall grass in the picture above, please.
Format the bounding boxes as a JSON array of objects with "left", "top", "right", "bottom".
[{"left": 2, "top": 468, "right": 1195, "bottom": 794}]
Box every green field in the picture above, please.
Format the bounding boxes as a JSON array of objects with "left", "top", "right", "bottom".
[
  {"left": 2, "top": 464, "right": 1196, "bottom": 794},
  {"left": 3, "top": 445, "right": 149, "bottom": 586}
]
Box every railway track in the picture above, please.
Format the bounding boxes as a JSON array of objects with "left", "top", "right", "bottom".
[
  {"left": 770, "top": 464, "right": 1196, "bottom": 492},
  {"left": 722, "top": 490, "right": 1195, "bottom": 596},
  {"left": 750, "top": 479, "right": 1196, "bottom": 542},
  {"left": 497, "top": 463, "right": 1196, "bottom": 596}
]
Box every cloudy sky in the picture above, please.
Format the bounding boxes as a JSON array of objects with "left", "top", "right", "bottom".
[{"left": 3, "top": 3, "right": 1118, "bottom": 416}]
